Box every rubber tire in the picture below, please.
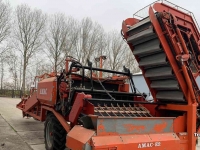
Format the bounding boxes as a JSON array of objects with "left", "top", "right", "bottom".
[{"left": 44, "top": 113, "right": 66, "bottom": 150}]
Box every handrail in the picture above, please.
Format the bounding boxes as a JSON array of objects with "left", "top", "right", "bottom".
[{"left": 133, "top": 0, "right": 200, "bottom": 32}]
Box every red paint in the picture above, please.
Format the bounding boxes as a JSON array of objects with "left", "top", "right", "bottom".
[
  {"left": 69, "top": 93, "right": 85, "bottom": 126},
  {"left": 124, "top": 124, "right": 145, "bottom": 133},
  {"left": 153, "top": 121, "right": 167, "bottom": 133},
  {"left": 98, "top": 125, "right": 104, "bottom": 132}
]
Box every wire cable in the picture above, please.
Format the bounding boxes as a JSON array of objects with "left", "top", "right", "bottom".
[{"left": 97, "top": 77, "right": 115, "bottom": 101}]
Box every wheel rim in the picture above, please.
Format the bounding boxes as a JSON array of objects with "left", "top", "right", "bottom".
[{"left": 46, "top": 121, "right": 53, "bottom": 148}]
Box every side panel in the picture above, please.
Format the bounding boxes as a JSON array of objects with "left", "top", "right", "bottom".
[
  {"left": 66, "top": 125, "right": 95, "bottom": 150},
  {"left": 92, "top": 133, "right": 180, "bottom": 150},
  {"left": 37, "top": 77, "right": 57, "bottom": 105},
  {"left": 96, "top": 117, "right": 174, "bottom": 135},
  {"left": 24, "top": 92, "right": 38, "bottom": 112}
]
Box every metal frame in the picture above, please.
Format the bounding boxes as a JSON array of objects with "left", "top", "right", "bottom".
[{"left": 121, "top": 1, "right": 200, "bottom": 149}]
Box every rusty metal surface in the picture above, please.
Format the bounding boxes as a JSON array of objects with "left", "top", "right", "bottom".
[
  {"left": 156, "top": 91, "right": 185, "bottom": 102},
  {"left": 94, "top": 104, "right": 152, "bottom": 117},
  {"left": 92, "top": 132, "right": 180, "bottom": 149},
  {"left": 96, "top": 117, "right": 174, "bottom": 135}
]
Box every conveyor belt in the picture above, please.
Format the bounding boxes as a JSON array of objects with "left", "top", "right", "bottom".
[{"left": 127, "top": 16, "right": 185, "bottom": 103}]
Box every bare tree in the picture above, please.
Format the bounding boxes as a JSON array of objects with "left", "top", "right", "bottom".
[
  {"left": 45, "top": 13, "right": 76, "bottom": 73},
  {"left": 0, "top": 56, "right": 5, "bottom": 89},
  {"left": 7, "top": 51, "right": 19, "bottom": 90},
  {"left": 13, "top": 4, "right": 46, "bottom": 94},
  {"left": 3, "top": 82, "right": 14, "bottom": 90},
  {"left": 36, "top": 63, "right": 52, "bottom": 76},
  {"left": 106, "top": 30, "right": 127, "bottom": 72},
  {"left": 0, "top": 0, "right": 11, "bottom": 55},
  {"left": 0, "top": 0, "right": 11, "bottom": 88},
  {"left": 94, "top": 32, "right": 107, "bottom": 67},
  {"left": 73, "top": 17, "right": 105, "bottom": 65},
  {"left": 103, "top": 31, "right": 140, "bottom": 74},
  {"left": 0, "top": 48, "right": 10, "bottom": 89},
  {"left": 124, "top": 49, "right": 140, "bottom": 73},
  {"left": 19, "top": 57, "right": 23, "bottom": 90}
]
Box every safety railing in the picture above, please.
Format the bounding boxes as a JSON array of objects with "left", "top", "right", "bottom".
[{"left": 133, "top": 0, "right": 200, "bottom": 32}]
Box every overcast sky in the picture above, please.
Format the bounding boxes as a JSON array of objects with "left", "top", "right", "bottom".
[{"left": 6, "top": 0, "right": 200, "bottom": 32}]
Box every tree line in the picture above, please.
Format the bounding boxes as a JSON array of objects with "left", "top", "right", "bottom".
[{"left": 0, "top": 0, "right": 140, "bottom": 93}]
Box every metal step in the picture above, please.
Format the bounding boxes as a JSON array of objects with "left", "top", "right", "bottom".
[
  {"left": 145, "top": 66, "right": 173, "bottom": 78},
  {"left": 139, "top": 52, "right": 168, "bottom": 67},
  {"left": 133, "top": 38, "right": 162, "bottom": 57},
  {"left": 128, "top": 17, "right": 152, "bottom": 35},
  {"left": 150, "top": 79, "right": 179, "bottom": 90},
  {"left": 127, "top": 17, "right": 185, "bottom": 102},
  {"left": 156, "top": 91, "right": 185, "bottom": 102},
  {"left": 127, "top": 28, "right": 157, "bottom": 45}
]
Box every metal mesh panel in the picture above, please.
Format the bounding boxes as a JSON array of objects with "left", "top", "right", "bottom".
[{"left": 94, "top": 103, "right": 152, "bottom": 117}]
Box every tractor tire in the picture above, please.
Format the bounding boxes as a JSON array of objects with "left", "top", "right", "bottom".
[{"left": 44, "top": 113, "right": 67, "bottom": 150}]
